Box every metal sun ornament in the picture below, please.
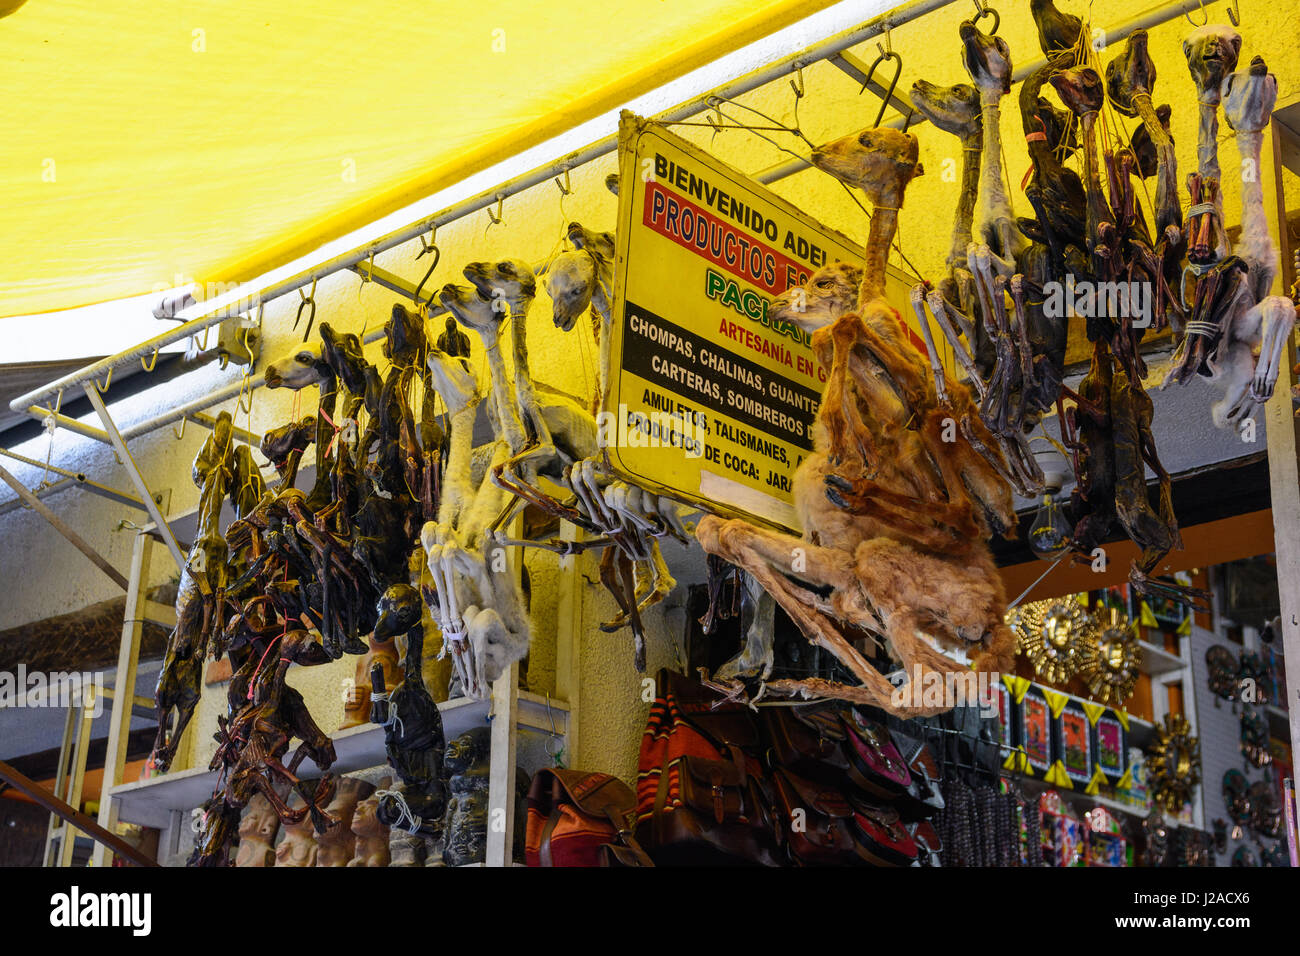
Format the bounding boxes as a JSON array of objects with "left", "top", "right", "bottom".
[
  {"left": 1077, "top": 603, "right": 1143, "bottom": 706},
  {"left": 1007, "top": 597, "right": 1092, "bottom": 684},
  {"left": 1147, "top": 714, "right": 1201, "bottom": 814}
]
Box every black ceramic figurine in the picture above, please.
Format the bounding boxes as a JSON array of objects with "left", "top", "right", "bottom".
[
  {"left": 370, "top": 583, "right": 447, "bottom": 837},
  {"left": 441, "top": 727, "right": 491, "bottom": 866}
]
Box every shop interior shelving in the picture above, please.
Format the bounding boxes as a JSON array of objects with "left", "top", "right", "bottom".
[{"left": 107, "top": 693, "right": 568, "bottom": 832}]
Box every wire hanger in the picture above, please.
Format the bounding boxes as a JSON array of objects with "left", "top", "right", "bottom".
[
  {"left": 412, "top": 228, "right": 441, "bottom": 307},
  {"left": 859, "top": 29, "right": 904, "bottom": 129},
  {"left": 1184, "top": 0, "right": 1208, "bottom": 26},
  {"left": 971, "top": 0, "right": 1000, "bottom": 34},
  {"left": 485, "top": 194, "right": 506, "bottom": 237},
  {"left": 294, "top": 278, "right": 318, "bottom": 342},
  {"left": 554, "top": 166, "right": 573, "bottom": 228},
  {"left": 1226, "top": 0, "right": 1240, "bottom": 26}
]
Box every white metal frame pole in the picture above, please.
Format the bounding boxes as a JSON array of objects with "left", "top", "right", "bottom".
[
  {"left": 1262, "top": 114, "right": 1300, "bottom": 758},
  {"left": 41, "top": 706, "right": 78, "bottom": 867},
  {"left": 486, "top": 663, "right": 521, "bottom": 867},
  {"left": 82, "top": 384, "right": 186, "bottom": 571},
  {"left": 91, "top": 527, "right": 157, "bottom": 867}
]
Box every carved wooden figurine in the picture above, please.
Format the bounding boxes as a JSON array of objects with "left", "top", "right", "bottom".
[
  {"left": 316, "top": 777, "right": 374, "bottom": 866},
  {"left": 234, "top": 792, "right": 281, "bottom": 867}
]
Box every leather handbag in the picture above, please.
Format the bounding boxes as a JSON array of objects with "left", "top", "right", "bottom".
[
  {"left": 763, "top": 704, "right": 850, "bottom": 782},
  {"left": 845, "top": 796, "right": 919, "bottom": 867},
  {"left": 841, "top": 709, "right": 913, "bottom": 798},
  {"left": 893, "top": 732, "right": 945, "bottom": 820},
  {"left": 770, "top": 766, "right": 873, "bottom": 866},
  {"left": 525, "top": 767, "right": 653, "bottom": 867},
  {"left": 637, "top": 669, "right": 782, "bottom": 865}
]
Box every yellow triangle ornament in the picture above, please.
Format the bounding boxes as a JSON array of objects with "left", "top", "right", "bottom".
[
  {"left": 1139, "top": 601, "right": 1158, "bottom": 628},
  {"left": 1085, "top": 766, "right": 1107, "bottom": 795},
  {"left": 1041, "top": 688, "right": 1070, "bottom": 719},
  {"left": 1044, "top": 761, "right": 1074, "bottom": 789},
  {"left": 1081, "top": 700, "right": 1107, "bottom": 726},
  {"left": 1004, "top": 674, "right": 1031, "bottom": 704}
]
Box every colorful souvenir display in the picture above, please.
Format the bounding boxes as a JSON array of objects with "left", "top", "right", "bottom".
[
  {"left": 1054, "top": 699, "right": 1094, "bottom": 787},
  {"left": 1083, "top": 806, "right": 1128, "bottom": 867},
  {"left": 1114, "top": 747, "right": 1150, "bottom": 813},
  {"left": 1093, "top": 711, "right": 1128, "bottom": 786},
  {"left": 995, "top": 678, "right": 1016, "bottom": 753},
  {"left": 1018, "top": 684, "right": 1054, "bottom": 776},
  {"left": 1038, "top": 790, "right": 1085, "bottom": 867},
  {"left": 1147, "top": 714, "right": 1201, "bottom": 814}
]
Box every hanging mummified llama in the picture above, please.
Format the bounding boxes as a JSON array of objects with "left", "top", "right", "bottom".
[{"left": 696, "top": 125, "right": 1017, "bottom": 715}]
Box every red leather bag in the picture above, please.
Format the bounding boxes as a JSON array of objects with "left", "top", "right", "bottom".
[
  {"left": 525, "top": 768, "right": 652, "bottom": 867},
  {"left": 636, "top": 669, "right": 782, "bottom": 865}
]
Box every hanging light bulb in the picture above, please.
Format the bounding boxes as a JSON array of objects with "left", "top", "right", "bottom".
[{"left": 1027, "top": 469, "right": 1073, "bottom": 561}]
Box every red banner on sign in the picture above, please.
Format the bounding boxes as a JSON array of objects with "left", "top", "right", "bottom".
[{"left": 642, "top": 180, "right": 811, "bottom": 295}]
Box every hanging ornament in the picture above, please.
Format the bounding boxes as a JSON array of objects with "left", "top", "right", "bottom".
[
  {"left": 1147, "top": 714, "right": 1201, "bottom": 813},
  {"left": 1239, "top": 707, "right": 1272, "bottom": 767},
  {"left": 1238, "top": 651, "right": 1269, "bottom": 705},
  {"left": 1142, "top": 809, "right": 1169, "bottom": 867},
  {"left": 1223, "top": 769, "right": 1251, "bottom": 839},
  {"left": 1247, "top": 780, "right": 1282, "bottom": 839},
  {"left": 1211, "top": 818, "right": 1228, "bottom": 855},
  {"left": 1205, "top": 645, "right": 1239, "bottom": 705},
  {"left": 1008, "top": 597, "right": 1092, "bottom": 684},
  {"left": 1260, "top": 841, "right": 1289, "bottom": 867},
  {"left": 1077, "top": 604, "right": 1142, "bottom": 705}
]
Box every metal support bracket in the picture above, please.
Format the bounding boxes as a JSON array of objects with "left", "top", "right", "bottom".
[
  {"left": 82, "top": 384, "right": 186, "bottom": 571},
  {"left": 0, "top": 462, "right": 130, "bottom": 590}
]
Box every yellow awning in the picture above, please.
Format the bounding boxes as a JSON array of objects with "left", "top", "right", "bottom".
[{"left": 0, "top": 0, "right": 833, "bottom": 318}]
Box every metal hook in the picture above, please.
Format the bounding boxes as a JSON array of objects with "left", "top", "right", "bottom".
[
  {"left": 413, "top": 239, "right": 442, "bottom": 307},
  {"left": 294, "top": 278, "right": 318, "bottom": 343},
  {"left": 971, "top": 0, "right": 1000, "bottom": 34},
  {"left": 1226, "top": 0, "right": 1240, "bottom": 26},
  {"left": 95, "top": 365, "right": 114, "bottom": 392},
  {"left": 859, "top": 46, "right": 904, "bottom": 128},
  {"left": 704, "top": 104, "right": 725, "bottom": 147},
  {"left": 486, "top": 194, "right": 505, "bottom": 228},
  {"left": 1184, "top": 0, "right": 1208, "bottom": 25},
  {"left": 140, "top": 347, "right": 160, "bottom": 373},
  {"left": 172, "top": 414, "right": 188, "bottom": 441},
  {"left": 553, "top": 166, "right": 571, "bottom": 196},
  {"left": 789, "top": 65, "right": 805, "bottom": 99}
]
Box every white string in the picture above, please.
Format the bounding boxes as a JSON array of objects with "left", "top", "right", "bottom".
[
  {"left": 373, "top": 788, "right": 423, "bottom": 835},
  {"left": 369, "top": 689, "right": 404, "bottom": 738}
]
